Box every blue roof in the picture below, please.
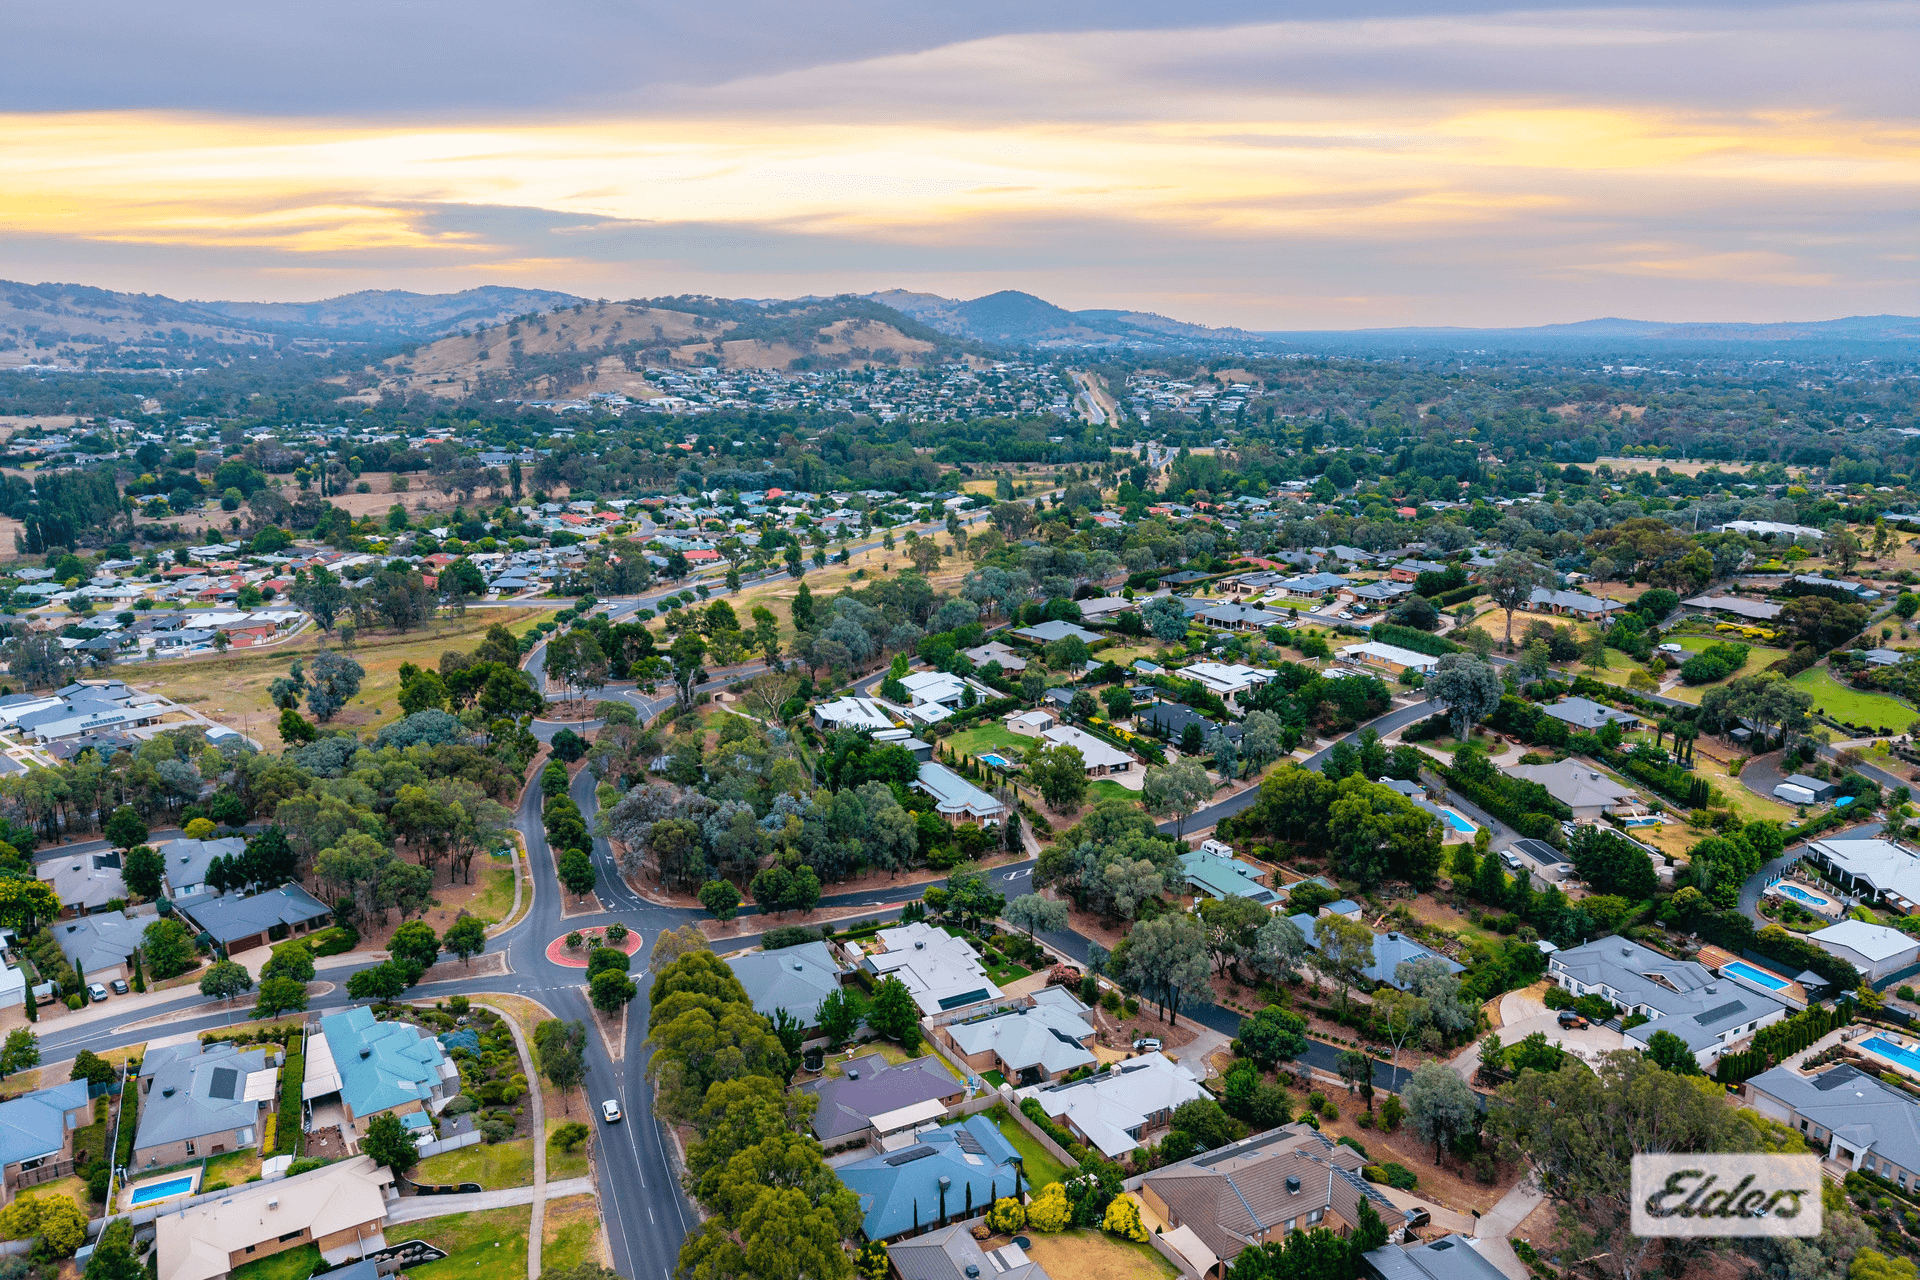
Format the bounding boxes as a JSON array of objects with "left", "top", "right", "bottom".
[
  {"left": 1292, "top": 916, "right": 1465, "bottom": 989},
  {"left": 838, "top": 1114, "right": 1023, "bottom": 1241},
  {"left": 1178, "top": 850, "right": 1280, "bottom": 906},
  {"left": 320, "top": 1006, "right": 449, "bottom": 1120},
  {"left": 0, "top": 1081, "right": 89, "bottom": 1167}
]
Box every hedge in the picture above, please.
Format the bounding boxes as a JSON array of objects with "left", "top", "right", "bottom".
[
  {"left": 1020, "top": 1097, "right": 1077, "bottom": 1151},
  {"left": 276, "top": 1036, "right": 305, "bottom": 1156},
  {"left": 1427, "top": 584, "right": 1482, "bottom": 609},
  {"left": 1369, "top": 624, "right": 1460, "bottom": 657}
]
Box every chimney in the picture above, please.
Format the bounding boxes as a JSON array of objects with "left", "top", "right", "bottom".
[
  {"left": 914, "top": 941, "right": 925, "bottom": 950},
  {"left": 848, "top": 1069, "right": 859, "bottom": 1081}
]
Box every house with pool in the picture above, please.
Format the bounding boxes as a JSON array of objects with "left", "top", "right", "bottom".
[
  {"left": 1549, "top": 937, "right": 1789, "bottom": 1069},
  {"left": 1803, "top": 837, "right": 1920, "bottom": 916},
  {"left": 1500, "top": 760, "right": 1638, "bottom": 823}
]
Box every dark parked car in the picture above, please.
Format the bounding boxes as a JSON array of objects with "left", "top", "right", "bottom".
[
  {"left": 1557, "top": 1010, "right": 1588, "bottom": 1029},
  {"left": 109, "top": 978, "right": 129, "bottom": 995}
]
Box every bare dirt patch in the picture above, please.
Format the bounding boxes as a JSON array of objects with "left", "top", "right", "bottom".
[
  {"left": 418, "top": 952, "right": 509, "bottom": 985},
  {"left": 1316, "top": 1107, "right": 1518, "bottom": 1215}
]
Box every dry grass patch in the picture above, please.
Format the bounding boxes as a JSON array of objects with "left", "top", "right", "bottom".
[
  {"left": 1016, "top": 1229, "right": 1178, "bottom": 1280},
  {"left": 541, "top": 1195, "right": 607, "bottom": 1271}
]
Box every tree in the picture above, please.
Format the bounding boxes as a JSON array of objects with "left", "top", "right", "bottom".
[
  {"left": 346, "top": 961, "right": 410, "bottom": 1001},
  {"left": 122, "top": 844, "right": 164, "bottom": 899},
  {"left": 816, "top": 988, "right": 865, "bottom": 1048},
  {"left": 560, "top": 848, "right": 598, "bottom": 897},
  {"left": 1643, "top": 1028, "right": 1702, "bottom": 1076},
  {"left": 591, "top": 967, "right": 638, "bottom": 1015},
  {"left": 305, "top": 649, "right": 365, "bottom": 721},
  {"left": 1337, "top": 1048, "right": 1377, "bottom": 1109},
  {"left": 388, "top": 920, "right": 440, "bottom": 970},
  {"left": 1004, "top": 892, "right": 1068, "bottom": 940},
  {"left": 550, "top": 729, "right": 589, "bottom": 763},
  {"left": 279, "top": 707, "right": 317, "bottom": 745},
  {"left": 1484, "top": 553, "right": 1548, "bottom": 649},
  {"left": 698, "top": 879, "right": 742, "bottom": 920},
  {"left": 199, "top": 959, "right": 254, "bottom": 1003},
  {"left": 253, "top": 976, "right": 309, "bottom": 1018},
  {"left": 985, "top": 1197, "right": 1025, "bottom": 1235},
  {"left": 1141, "top": 758, "right": 1213, "bottom": 836},
  {"left": 535, "top": 1019, "right": 587, "bottom": 1109},
  {"left": 103, "top": 805, "right": 147, "bottom": 850},
  {"left": 1314, "top": 915, "right": 1376, "bottom": 1016},
  {"left": 85, "top": 1218, "right": 143, "bottom": 1280},
  {"left": 866, "top": 976, "right": 922, "bottom": 1051},
  {"left": 1026, "top": 1182, "right": 1071, "bottom": 1232},
  {"left": 141, "top": 917, "right": 196, "bottom": 980},
  {"left": 854, "top": 1241, "right": 891, "bottom": 1280},
  {"left": 1102, "top": 1192, "right": 1148, "bottom": 1242},
  {"left": 1403, "top": 1060, "right": 1479, "bottom": 1162},
  {"left": 1248, "top": 914, "right": 1308, "bottom": 983},
  {"left": 1028, "top": 742, "right": 1089, "bottom": 811},
  {"left": 69, "top": 1049, "right": 114, "bottom": 1088},
  {"left": 1113, "top": 914, "right": 1209, "bottom": 1023},
  {"left": 1141, "top": 595, "right": 1190, "bottom": 643},
  {"left": 444, "top": 914, "right": 488, "bottom": 966},
  {"left": 1237, "top": 1006, "right": 1307, "bottom": 1066},
  {"left": 0, "top": 1028, "right": 39, "bottom": 1078},
  {"left": 1199, "top": 894, "right": 1269, "bottom": 975},
  {"left": 1428, "top": 653, "right": 1504, "bottom": 740},
  {"left": 363, "top": 1111, "right": 419, "bottom": 1175}
]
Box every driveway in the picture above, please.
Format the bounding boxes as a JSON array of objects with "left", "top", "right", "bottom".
[{"left": 1453, "top": 987, "right": 1624, "bottom": 1079}]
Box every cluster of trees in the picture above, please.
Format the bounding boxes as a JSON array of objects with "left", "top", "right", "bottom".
[
  {"left": 542, "top": 762, "right": 598, "bottom": 898},
  {"left": 1036, "top": 801, "right": 1189, "bottom": 923},
  {"left": 1220, "top": 765, "right": 1446, "bottom": 889}
]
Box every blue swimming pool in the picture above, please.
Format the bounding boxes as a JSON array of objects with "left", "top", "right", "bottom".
[
  {"left": 128, "top": 1176, "right": 194, "bottom": 1206},
  {"left": 1437, "top": 809, "right": 1476, "bottom": 834},
  {"left": 1622, "top": 817, "right": 1661, "bottom": 827},
  {"left": 1722, "top": 960, "right": 1789, "bottom": 991},
  {"left": 1864, "top": 1036, "right": 1920, "bottom": 1075},
  {"left": 1771, "top": 882, "right": 1831, "bottom": 907},
  {"left": 980, "top": 754, "right": 1012, "bottom": 769}
]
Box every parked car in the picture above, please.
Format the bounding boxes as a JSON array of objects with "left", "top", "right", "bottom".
[
  {"left": 1557, "top": 1010, "right": 1588, "bottom": 1029},
  {"left": 87, "top": 983, "right": 109, "bottom": 1003},
  {"left": 1336, "top": 610, "right": 1354, "bottom": 620},
  {"left": 601, "top": 1099, "right": 623, "bottom": 1123},
  {"left": 109, "top": 978, "right": 129, "bottom": 995},
  {"left": 1502, "top": 851, "right": 1525, "bottom": 870},
  {"left": 1132, "top": 1037, "right": 1162, "bottom": 1052}
]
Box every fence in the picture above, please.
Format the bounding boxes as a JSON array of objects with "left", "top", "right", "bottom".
[
  {"left": 917, "top": 1026, "right": 1082, "bottom": 1175},
  {"left": 9, "top": 1159, "right": 74, "bottom": 1193},
  {"left": 414, "top": 1130, "right": 482, "bottom": 1160}
]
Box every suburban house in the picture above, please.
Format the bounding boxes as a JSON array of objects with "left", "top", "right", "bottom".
[
  {"left": 1004, "top": 708, "right": 1057, "bottom": 737},
  {"left": 1681, "top": 595, "right": 1782, "bottom": 623},
  {"left": 157, "top": 835, "right": 249, "bottom": 900},
  {"left": 1137, "top": 703, "right": 1241, "bottom": 747},
  {"left": 1389, "top": 559, "right": 1450, "bottom": 582},
  {"left": 838, "top": 1113, "right": 1025, "bottom": 1242},
  {"left": 1195, "top": 603, "right": 1287, "bottom": 632},
  {"left": 1287, "top": 916, "right": 1464, "bottom": 991},
  {"left": 155, "top": 1155, "right": 395, "bottom": 1280},
  {"left": 1011, "top": 620, "right": 1100, "bottom": 647},
  {"left": 1808, "top": 920, "right": 1920, "bottom": 981},
  {"left": 1337, "top": 581, "right": 1413, "bottom": 610},
  {"left": 1179, "top": 662, "right": 1275, "bottom": 708},
  {"left": 1527, "top": 588, "right": 1625, "bottom": 619},
  {"left": 1539, "top": 696, "right": 1641, "bottom": 732},
  {"left": 1019, "top": 1053, "right": 1208, "bottom": 1159},
  {"left": 0, "top": 1081, "right": 92, "bottom": 1200},
  {"left": 1138, "top": 1123, "right": 1412, "bottom": 1279},
  {"left": 1076, "top": 596, "right": 1137, "bottom": 622},
  {"left": 726, "top": 939, "right": 846, "bottom": 1035},
  {"left": 304, "top": 1006, "right": 459, "bottom": 1139},
  {"left": 1040, "top": 724, "right": 1136, "bottom": 777},
  {"left": 1804, "top": 837, "right": 1920, "bottom": 914},
  {"left": 1275, "top": 573, "right": 1349, "bottom": 599},
  {"left": 961, "top": 640, "right": 1028, "bottom": 673},
  {"left": 1336, "top": 642, "right": 1440, "bottom": 677},
  {"left": 1548, "top": 938, "right": 1788, "bottom": 1068},
  {"left": 1178, "top": 848, "right": 1283, "bottom": 909},
  {"left": 37, "top": 851, "right": 126, "bottom": 917},
  {"left": 864, "top": 922, "right": 1002, "bottom": 1015},
  {"left": 814, "top": 697, "right": 898, "bottom": 733},
  {"left": 176, "top": 884, "right": 333, "bottom": 955},
  {"left": 51, "top": 907, "right": 155, "bottom": 984},
  {"left": 911, "top": 762, "right": 1007, "bottom": 824},
  {"left": 798, "top": 1054, "right": 966, "bottom": 1149},
  {"left": 1745, "top": 1064, "right": 1920, "bottom": 1181},
  {"left": 941, "top": 989, "right": 1098, "bottom": 1086},
  {"left": 889, "top": 1225, "right": 1051, "bottom": 1280},
  {"left": 1500, "top": 760, "right": 1639, "bottom": 821},
  {"left": 1363, "top": 1237, "right": 1509, "bottom": 1280},
  {"left": 133, "top": 1042, "right": 279, "bottom": 1168}
]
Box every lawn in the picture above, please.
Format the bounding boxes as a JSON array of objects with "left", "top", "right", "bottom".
[
  {"left": 1019, "top": 1228, "right": 1178, "bottom": 1280},
  {"left": 940, "top": 926, "right": 1030, "bottom": 985},
  {"left": 546, "top": 1120, "right": 591, "bottom": 1181},
  {"left": 982, "top": 1069, "right": 1008, "bottom": 1089},
  {"left": 131, "top": 606, "right": 559, "bottom": 736},
  {"left": 541, "top": 1195, "right": 603, "bottom": 1272},
  {"left": 405, "top": 1206, "right": 531, "bottom": 1280},
  {"left": 1661, "top": 638, "right": 1791, "bottom": 705},
  {"left": 202, "top": 1147, "right": 263, "bottom": 1187},
  {"left": 1791, "top": 666, "right": 1915, "bottom": 732},
  {"left": 468, "top": 860, "right": 517, "bottom": 926},
  {"left": 986, "top": 1112, "right": 1070, "bottom": 1190},
  {"left": 1088, "top": 780, "right": 1138, "bottom": 804},
  {"left": 415, "top": 1137, "right": 534, "bottom": 1189},
  {"left": 229, "top": 1244, "right": 320, "bottom": 1280},
  {"left": 947, "top": 723, "right": 1029, "bottom": 763}
]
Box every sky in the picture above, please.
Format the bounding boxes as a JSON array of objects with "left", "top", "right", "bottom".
[{"left": 2, "top": 0, "right": 1914, "bottom": 328}]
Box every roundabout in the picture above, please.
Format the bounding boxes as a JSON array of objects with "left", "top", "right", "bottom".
[{"left": 544, "top": 924, "right": 647, "bottom": 968}]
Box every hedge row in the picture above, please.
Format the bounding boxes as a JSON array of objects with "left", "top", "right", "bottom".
[
  {"left": 276, "top": 1035, "right": 305, "bottom": 1156},
  {"left": 1425, "top": 584, "right": 1482, "bottom": 609},
  {"left": 1370, "top": 623, "right": 1460, "bottom": 657}
]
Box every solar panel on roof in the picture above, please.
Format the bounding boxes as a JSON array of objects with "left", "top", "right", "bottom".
[
  {"left": 953, "top": 1128, "right": 985, "bottom": 1155},
  {"left": 208, "top": 1067, "right": 239, "bottom": 1100},
  {"left": 884, "top": 1146, "right": 937, "bottom": 1166},
  {"left": 1693, "top": 1000, "right": 1747, "bottom": 1025}
]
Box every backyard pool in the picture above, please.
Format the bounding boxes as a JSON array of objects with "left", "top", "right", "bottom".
[
  {"left": 128, "top": 1176, "right": 195, "bottom": 1207},
  {"left": 1766, "top": 881, "right": 1841, "bottom": 914},
  {"left": 1721, "top": 960, "right": 1790, "bottom": 991},
  {"left": 1436, "top": 808, "right": 1476, "bottom": 834},
  {"left": 1622, "top": 816, "right": 1663, "bottom": 828},
  {"left": 1862, "top": 1036, "right": 1920, "bottom": 1077},
  {"left": 979, "top": 754, "right": 1013, "bottom": 769}
]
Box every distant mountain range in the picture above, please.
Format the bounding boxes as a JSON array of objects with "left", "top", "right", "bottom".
[
  {"left": 862, "top": 289, "right": 1270, "bottom": 349},
  {"left": 1253, "top": 314, "right": 1920, "bottom": 354}
]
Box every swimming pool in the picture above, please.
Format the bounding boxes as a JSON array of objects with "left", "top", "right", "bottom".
[
  {"left": 128, "top": 1176, "right": 195, "bottom": 1207},
  {"left": 1622, "top": 817, "right": 1662, "bottom": 828},
  {"left": 979, "top": 754, "right": 1013, "bottom": 769},
  {"left": 1770, "top": 882, "right": 1834, "bottom": 908},
  {"left": 1437, "top": 808, "right": 1476, "bottom": 834},
  {"left": 1863, "top": 1036, "right": 1920, "bottom": 1076},
  {"left": 1722, "top": 960, "right": 1789, "bottom": 991}
]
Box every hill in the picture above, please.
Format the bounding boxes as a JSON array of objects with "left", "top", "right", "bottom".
[
  {"left": 866, "top": 288, "right": 1267, "bottom": 349},
  {"left": 196, "top": 286, "right": 587, "bottom": 339}
]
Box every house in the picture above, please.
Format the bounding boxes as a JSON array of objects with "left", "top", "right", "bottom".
[
  {"left": 1501, "top": 760, "right": 1639, "bottom": 821},
  {"left": 1011, "top": 620, "right": 1100, "bottom": 646},
  {"left": 157, "top": 835, "right": 249, "bottom": 899},
  {"left": 1337, "top": 643, "right": 1440, "bottom": 677},
  {"left": 1790, "top": 573, "right": 1880, "bottom": 600},
  {"left": 37, "top": 851, "right": 126, "bottom": 917},
  {"left": 1548, "top": 938, "right": 1788, "bottom": 1067},
  {"left": 1137, "top": 703, "right": 1241, "bottom": 747},
  {"left": 1805, "top": 838, "right": 1920, "bottom": 914},
  {"left": 1288, "top": 917, "right": 1463, "bottom": 990},
  {"left": 888, "top": 1224, "right": 1050, "bottom": 1280},
  {"left": 1744, "top": 1064, "right": 1920, "bottom": 1181},
  {"left": 912, "top": 760, "right": 1007, "bottom": 822},
  {"left": 1275, "top": 573, "right": 1349, "bottom": 599},
  {"left": 1195, "top": 603, "right": 1286, "bottom": 632},
  {"left": 1040, "top": 724, "right": 1136, "bottom": 776},
  {"left": 1363, "top": 1237, "right": 1509, "bottom": 1280},
  {"left": 1180, "top": 662, "right": 1275, "bottom": 707},
  {"left": 50, "top": 908, "right": 154, "bottom": 983},
  {"left": 1865, "top": 649, "right": 1908, "bottom": 668},
  {"left": 1808, "top": 920, "right": 1920, "bottom": 981},
  {"left": 304, "top": 1006, "right": 459, "bottom": 1138},
  {"left": 898, "top": 671, "right": 980, "bottom": 711},
  {"left": 1777, "top": 773, "right": 1838, "bottom": 803},
  {"left": 1220, "top": 571, "right": 1292, "bottom": 600},
  {"left": 726, "top": 940, "right": 846, "bottom": 1034},
  {"left": 1138, "top": 1122, "right": 1411, "bottom": 1279},
  {"left": 873, "top": 727, "right": 935, "bottom": 762},
  {"left": 0, "top": 1081, "right": 91, "bottom": 1200},
  {"left": 1681, "top": 595, "right": 1782, "bottom": 623},
  {"left": 1020, "top": 1053, "right": 1208, "bottom": 1158},
  {"left": 865, "top": 921, "right": 1002, "bottom": 1015},
  {"left": 132, "top": 1042, "right": 278, "bottom": 1168},
  {"left": 961, "top": 640, "right": 1027, "bottom": 673},
  {"left": 1338, "top": 582, "right": 1413, "bottom": 609},
  {"left": 813, "top": 697, "right": 898, "bottom": 733},
  {"left": 1004, "top": 709, "right": 1056, "bottom": 737},
  {"left": 1179, "top": 848, "right": 1282, "bottom": 908},
  {"left": 941, "top": 990, "right": 1097, "bottom": 1086},
  {"left": 1539, "top": 696, "right": 1640, "bottom": 732},
  {"left": 1527, "top": 588, "right": 1624, "bottom": 619},
  {"left": 1388, "top": 559, "right": 1449, "bottom": 583},
  {"left": 839, "top": 1113, "right": 1025, "bottom": 1242},
  {"left": 176, "top": 884, "right": 332, "bottom": 954},
  {"left": 155, "top": 1155, "right": 394, "bottom": 1280},
  {"left": 798, "top": 1054, "right": 966, "bottom": 1148},
  {"left": 1076, "top": 596, "right": 1137, "bottom": 622}
]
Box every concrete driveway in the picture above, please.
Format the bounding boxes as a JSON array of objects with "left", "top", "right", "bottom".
[{"left": 1453, "top": 987, "right": 1625, "bottom": 1080}]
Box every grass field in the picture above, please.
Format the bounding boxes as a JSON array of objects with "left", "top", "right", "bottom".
[
  {"left": 547, "top": 1119, "right": 591, "bottom": 1181},
  {"left": 416, "top": 1137, "right": 534, "bottom": 1189},
  {"left": 946, "top": 723, "right": 1029, "bottom": 762},
  {"left": 229, "top": 1245, "right": 320, "bottom": 1280},
  {"left": 987, "top": 1112, "right": 1070, "bottom": 1189},
  {"left": 1661, "top": 637, "right": 1791, "bottom": 705},
  {"left": 1791, "top": 666, "right": 1914, "bottom": 731},
  {"left": 1089, "top": 779, "right": 1137, "bottom": 804},
  {"left": 405, "top": 1206, "right": 531, "bottom": 1280},
  {"left": 468, "top": 859, "right": 516, "bottom": 926},
  {"left": 1020, "top": 1227, "right": 1177, "bottom": 1280},
  {"left": 541, "top": 1195, "right": 604, "bottom": 1272},
  {"left": 126, "top": 606, "right": 558, "bottom": 737}
]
